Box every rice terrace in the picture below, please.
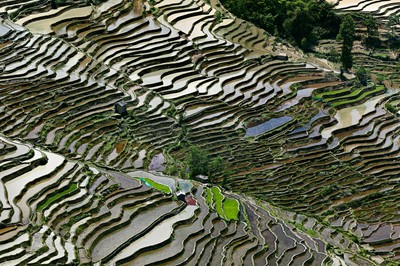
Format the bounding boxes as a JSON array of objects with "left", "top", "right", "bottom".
[{"left": 0, "top": 0, "right": 399, "bottom": 265}]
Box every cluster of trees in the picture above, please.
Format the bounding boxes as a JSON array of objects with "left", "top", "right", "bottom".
[
  {"left": 362, "top": 14, "right": 379, "bottom": 48},
  {"left": 187, "top": 146, "right": 224, "bottom": 179},
  {"left": 51, "top": 0, "right": 102, "bottom": 8},
  {"left": 220, "top": 0, "right": 341, "bottom": 50},
  {"left": 387, "top": 14, "right": 400, "bottom": 39},
  {"left": 220, "top": 0, "right": 396, "bottom": 71},
  {"left": 165, "top": 144, "right": 227, "bottom": 181}
]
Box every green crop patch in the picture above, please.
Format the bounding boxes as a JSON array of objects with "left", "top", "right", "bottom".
[
  {"left": 223, "top": 198, "right": 239, "bottom": 221},
  {"left": 204, "top": 187, "right": 239, "bottom": 221},
  {"left": 140, "top": 178, "right": 171, "bottom": 194},
  {"left": 332, "top": 85, "right": 386, "bottom": 108},
  {"left": 211, "top": 187, "right": 225, "bottom": 218},
  {"left": 205, "top": 188, "right": 213, "bottom": 205},
  {"left": 38, "top": 183, "right": 78, "bottom": 212}
]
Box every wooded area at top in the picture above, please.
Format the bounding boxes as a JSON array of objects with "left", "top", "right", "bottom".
[{"left": 220, "top": 0, "right": 341, "bottom": 49}]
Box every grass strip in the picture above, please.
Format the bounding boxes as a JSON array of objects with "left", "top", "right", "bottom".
[
  {"left": 38, "top": 183, "right": 78, "bottom": 211},
  {"left": 211, "top": 187, "right": 226, "bottom": 219},
  {"left": 332, "top": 85, "right": 385, "bottom": 108},
  {"left": 141, "top": 178, "right": 171, "bottom": 194},
  {"left": 204, "top": 188, "right": 213, "bottom": 206}
]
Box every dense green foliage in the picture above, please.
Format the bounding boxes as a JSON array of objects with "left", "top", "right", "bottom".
[
  {"left": 387, "top": 14, "right": 400, "bottom": 38},
  {"left": 187, "top": 146, "right": 224, "bottom": 179},
  {"left": 361, "top": 14, "right": 380, "bottom": 48},
  {"left": 338, "top": 15, "right": 355, "bottom": 70},
  {"left": 51, "top": 0, "right": 66, "bottom": 8},
  {"left": 220, "top": 0, "right": 340, "bottom": 49}
]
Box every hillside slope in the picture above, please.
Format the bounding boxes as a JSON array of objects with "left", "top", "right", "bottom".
[{"left": 0, "top": 0, "right": 399, "bottom": 264}]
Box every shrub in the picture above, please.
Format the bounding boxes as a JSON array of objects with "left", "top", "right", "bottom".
[
  {"left": 214, "top": 11, "right": 223, "bottom": 24},
  {"left": 385, "top": 102, "right": 397, "bottom": 114}
]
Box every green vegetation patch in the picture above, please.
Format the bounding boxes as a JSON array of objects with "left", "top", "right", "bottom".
[
  {"left": 205, "top": 188, "right": 213, "bottom": 205},
  {"left": 187, "top": 146, "right": 225, "bottom": 180},
  {"left": 204, "top": 187, "right": 239, "bottom": 221},
  {"left": 223, "top": 198, "right": 240, "bottom": 221},
  {"left": 166, "top": 145, "right": 227, "bottom": 181},
  {"left": 140, "top": 178, "right": 171, "bottom": 194},
  {"left": 315, "top": 85, "right": 386, "bottom": 109},
  {"left": 385, "top": 102, "right": 398, "bottom": 114},
  {"left": 38, "top": 183, "right": 78, "bottom": 212},
  {"left": 293, "top": 222, "right": 318, "bottom": 238},
  {"left": 211, "top": 187, "right": 225, "bottom": 218},
  {"left": 332, "top": 85, "right": 386, "bottom": 108}
]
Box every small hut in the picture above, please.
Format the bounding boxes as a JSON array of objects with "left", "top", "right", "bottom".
[
  {"left": 176, "top": 191, "right": 186, "bottom": 202},
  {"left": 115, "top": 101, "right": 128, "bottom": 116},
  {"left": 274, "top": 53, "right": 288, "bottom": 61},
  {"left": 195, "top": 175, "right": 209, "bottom": 183}
]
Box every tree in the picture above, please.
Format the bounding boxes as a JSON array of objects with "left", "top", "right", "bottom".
[
  {"left": 186, "top": 146, "right": 225, "bottom": 180},
  {"left": 362, "top": 15, "right": 379, "bottom": 48},
  {"left": 187, "top": 146, "right": 209, "bottom": 179},
  {"left": 337, "top": 15, "right": 355, "bottom": 71},
  {"left": 387, "top": 14, "right": 400, "bottom": 37},
  {"left": 209, "top": 157, "right": 224, "bottom": 175},
  {"left": 283, "top": 6, "right": 313, "bottom": 48}
]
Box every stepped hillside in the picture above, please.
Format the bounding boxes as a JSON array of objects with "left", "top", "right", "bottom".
[
  {"left": 324, "top": 0, "right": 400, "bottom": 88},
  {"left": 0, "top": 0, "right": 399, "bottom": 265},
  {"left": 329, "top": 0, "right": 400, "bottom": 32}
]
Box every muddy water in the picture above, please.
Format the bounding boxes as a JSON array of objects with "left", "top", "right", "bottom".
[
  {"left": 0, "top": 136, "right": 30, "bottom": 161},
  {"left": 24, "top": 7, "right": 93, "bottom": 34},
  {"left": 0, "top": 23, "right": 10, "bottom": 36},
  {"left": 64, "top": 241, "right": 76, "bottom": 264},
  {"left": 19, "top": 163, "right": 77, "bottom": 224},
  {"left": 321, "top": 90, "right": 396, "bottom": 139},
  {"left": 133, "top": 149, "right": 146, "bottom": 168},
  {"left": 276, "top": 88, "right": 315, "bottom": 111},
  {"left": 148, "top": 153, "right": 165, "bottom": 172},
  {"left": 0, "top": 182, "right": 9, "bottom": 210},
  {"left": 16, "top": 7, "right": 66, "bottom": 26},
  {"left": 164, "top": 79, "right": 203, "bottom": 99},
  {"left": 174, "top": 14, "right": 207, "bottom": 35},
  {"left": 332, "top": 0, "right": 399, "bottom": 13},
  {"left": 105, "top": 140, "right": 126, "bottom": 164},
  {"left": 85, "top": 142, "right": 103, "bottom": 160},
  {"left": 148, "top": 96, "right": 163, "bottom": 111},
  {"left": 363, "top": 2, "right": 391, "bottom": 12}
]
